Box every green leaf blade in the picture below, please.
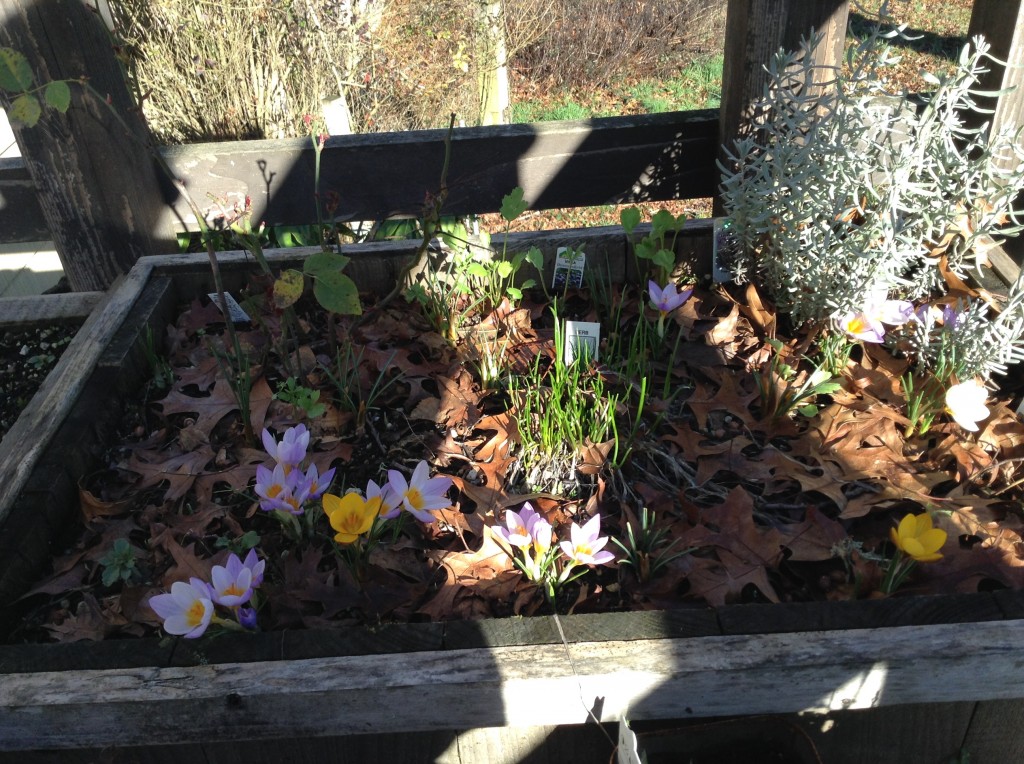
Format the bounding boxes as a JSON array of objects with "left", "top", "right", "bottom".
[
  {"left": 0, "top": 48, "right": 33, "bottom": 92},
  {"left": 44, "top": 80, "right": 71, "bottom": 113},
  {"left": 9, "top": 93, "right": 41, "bottom": 127},
  {"left": 313, "top": 270, "right": 362, "bottom": 315}
]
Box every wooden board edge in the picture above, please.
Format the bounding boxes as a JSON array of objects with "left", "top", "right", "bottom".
[{"left": 2, "top": 620, "right": 1023, "bottom": 750}]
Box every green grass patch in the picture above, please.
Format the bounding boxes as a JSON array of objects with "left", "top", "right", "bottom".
[
  {"left": 623, "top": 54, "right": 724, "bottom": 113},
  {"left": 511, "top": 53, "right": 724, "bottom": 123}
]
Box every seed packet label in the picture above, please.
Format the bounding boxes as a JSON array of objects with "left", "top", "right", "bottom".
[
  {"left": 207, "top": 292, "right": 251, "bottom": 324},
  {"left": 552, "top": 246, "right": 586, "bottom": 290},
  {"left": 712, "top": 217, "right": 738, "bottom": 283},
  {"left": 564, "top": 320, "right": 600, "bottom": 364}
]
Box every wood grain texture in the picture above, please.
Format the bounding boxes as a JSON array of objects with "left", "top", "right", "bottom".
[
  {"left": 0, "top": 291, "right": 102, "bottom": 327},
  {"left": 960, "top": 698, "right": 1024, "bottom": 763},
  {"left": 716, "top": 0, "right": 851, "bottom": 216},
  {"left": 3, "top": 620, "right": 1024, "bottom": 750},
  {"left": 968, "top": 0, "right": 1024, "bottom": 265},
  {"left": 0, "top": 111, "right": 719, "bottom": 246},
  {"left": 0, "top": 260, "right": 153, "bottom": 524},
  {"left": 0, "top": 0, "right": 177, "bottom": 289}
]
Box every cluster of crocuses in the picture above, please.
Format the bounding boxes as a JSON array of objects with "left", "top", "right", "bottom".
[
  {"left": 648, "top": 280, "right": 693, "bottom": 338},
  {"left": 492, "top": 503, "right": 615, "bottom": 600},
  {"left": 836, "top": 295, "right": 990, "bottom": 432},
  {"left": 323, "top": 460, "right": 453, "bottom": 544},
  {"left": 255, "top": 424, "right": 335, "bottom": 515},
  {"left": 149, "top": 550, "right": 265, "bottom": 638}
]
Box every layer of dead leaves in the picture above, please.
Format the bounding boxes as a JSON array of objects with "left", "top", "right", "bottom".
[{"left": 13, "top": 276, "right": 1024, "bottom": 643}]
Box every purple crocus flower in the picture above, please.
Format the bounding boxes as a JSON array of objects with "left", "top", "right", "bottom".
[
  {"left": 254, "top": 463, "right": 300, "bottom": 512},
  {"left": 261, "top": 424, "right": 309, "bottom": 473},
  {"left": 837, "top": 310, "right": 886, "bottom": 343},
  {"left": 942, "top": 304, "right": 963, "bottom": 331},
  {"left": 242, "top": 548, "right": 265, "bottom": 588},
  {"left": 237, "top": 606, "right": 258, "bottom": 630},
  {"left": 387, "top": 460, "right": 452, "bottom": 523},
  {"left": 559, "top": 515, "right": 616, "bottom": 567},
  {"left": 300, "top": 463, "right": 335, "bottom": 501},
  {"left": 367, "top": 478, "right": 401, "bottom": 520},
  {"left": 148, "top": 578, "right": 214, "bottom": 638},
  {"left": 648, "top": 280, "right": 693, "bottom": 315},
  {"left": 493, "top": 503, "right": 553, "bottom": 581},
  {"left": 209, "top": 553, "right": 253, "bottom": 607},
  {"left": 838, "top": 297, "right": 914, "bottom": 343}
]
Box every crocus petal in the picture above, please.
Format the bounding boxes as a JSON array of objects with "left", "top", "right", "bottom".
[
  {"left": 243, "top": 549, "right": 265, "bottom": 587},
  {"left": 946, "top": 380, "right": 989, "bottom": 432},
  {"left": 876, "top": 300, "right": 914, "bottom": 326}
]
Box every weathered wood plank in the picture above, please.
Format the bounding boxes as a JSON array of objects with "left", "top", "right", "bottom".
[
  {"left": 0, "top": 112, "right": 720, "bottom": 245},
  {"left": 160, "top": 111, "right": 719, "bottom": 232},
  {"left": 960, "top": 698, "right": 1024, "bottom": 763},
  {"left": 0, "top": 260, "right": 154, "bottom": 527},
  {"left": 792, "top": 702, "right": 975, "bottom": 764},
  {"left": 2, "top": 620, "right": 1024, "bottom": 750},
  {"left": 716, "top": 0, "right": 851, "bottom": 216},
  {"left": 0, "top": 291, "right": 102, "bottom": 327},
  {"left": 968, "top": 0, "right": 1024, "bottom": 266},
  {"left": 0, "top": 0, "right": 177, "bottom": 290}
]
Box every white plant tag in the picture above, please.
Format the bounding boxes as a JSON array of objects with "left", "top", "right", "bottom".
[
  {"left": 552, "top": 246, "right": 586, "bottom": 290},
  {"left": 564, "top": 320, "right": 600, "bottom": 364},
  {"left": 207, "top": 292, "right": 251, "bottom": 324},
  {"left": 616, "top": 719, "right": 642, "bottom": 764},
  {"left": 712, "top": 217, "right": 738, "bottom": 283}
]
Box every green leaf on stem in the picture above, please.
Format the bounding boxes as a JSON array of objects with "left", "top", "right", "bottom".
[
  {"left": 313, "top": 270, "right": 361, "bottom": 315},
  {"left": 0, "top": 48, "right": 33, "bottom": 92},
  {"left": 273, "top": 269, "right": 304, "bottom": 309},
  {"left": 500, "top": 186, "right": 528, "bottom": 222},
  {"left": 304, "top": 250, "right": 350, "bottom": 275},
  {"left": 44, "top": 80, "right": 71, "bottom": 113},
  {"left": 620, "top": 206, "right": 641, "bottom": 234},
  {"left": 9, "top": 93, "right": 41, "bottom": 126}
]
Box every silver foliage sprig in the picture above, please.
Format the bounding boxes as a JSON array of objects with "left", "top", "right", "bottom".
[{"left": 718, "top": 13, "right": 1024, "bottom": 340}]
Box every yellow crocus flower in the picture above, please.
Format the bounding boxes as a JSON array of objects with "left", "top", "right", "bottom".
[
  {"left": 890, "top": 512, "right": 947, "bottom": 563},
  {"left": 323, "top": 493, "right": 382, "bottom": 544}
]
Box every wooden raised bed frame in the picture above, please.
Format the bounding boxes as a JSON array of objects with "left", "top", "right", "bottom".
[{"left": 2, "top": 224, "right": 1024, "bottom": 763}]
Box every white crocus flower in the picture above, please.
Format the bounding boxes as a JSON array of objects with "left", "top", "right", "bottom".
[{"left": 945, "top": 380, "right": 990, "bottom": 432}]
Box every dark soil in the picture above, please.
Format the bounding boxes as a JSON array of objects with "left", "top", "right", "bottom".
[{"left": 0, "top": 322, "right": 79, "bottom": 442}]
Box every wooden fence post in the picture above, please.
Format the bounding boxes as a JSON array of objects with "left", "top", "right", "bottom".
[
  {"left": 968, "top": 0, "right": 1024, "bottom": 264},
  {"left": 0, "top": 0, "right": 177, "bottom": 292},
  {"left": 715, "top": 0, "right": 850, "bottom": 216}
]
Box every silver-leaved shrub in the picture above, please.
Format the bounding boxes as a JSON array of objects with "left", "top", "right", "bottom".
[{"left": 719, "top": 12, "right": 1024, "bottom": 381}]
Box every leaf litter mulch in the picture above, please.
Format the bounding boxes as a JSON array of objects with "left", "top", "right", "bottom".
[{"left": 10, "top": 272, "right": 1024, "bottom": 643}]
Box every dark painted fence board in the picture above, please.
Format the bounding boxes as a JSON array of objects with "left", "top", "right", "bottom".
[{"left": 0, "top": 111, "right": 720, "bottom": 246}]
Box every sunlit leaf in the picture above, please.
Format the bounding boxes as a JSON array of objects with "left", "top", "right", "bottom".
[{"left": 273, "top": 269, "right": 304, "bottom": 309}]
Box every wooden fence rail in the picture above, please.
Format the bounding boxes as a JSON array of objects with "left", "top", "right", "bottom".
[{"left": 0, "top": 0, "right": 1021, "bottom": 291}]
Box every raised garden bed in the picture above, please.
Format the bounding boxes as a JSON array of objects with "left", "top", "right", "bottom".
[
  {"left": 2, "top": 223, "right": 1024, "bottom": 762},
  {"left": 0, "top": 288, "right": 105, "bottom": 507}
]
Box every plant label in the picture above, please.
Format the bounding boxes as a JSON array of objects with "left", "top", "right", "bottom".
[
  {"left": 564, "top": 320, "right": 600, "bottom": 364},
  {"left": 712, "top": 217, "right": 738, "bottom": 283},
  {"left": 207, "top": 292, "right": 251, "bottom": 324},
  {"left": 616, "top": 719, "right": 642, "bottom": 764},
  {"left": 553, "top": 246, "right": 586, "bottom": 290}
]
